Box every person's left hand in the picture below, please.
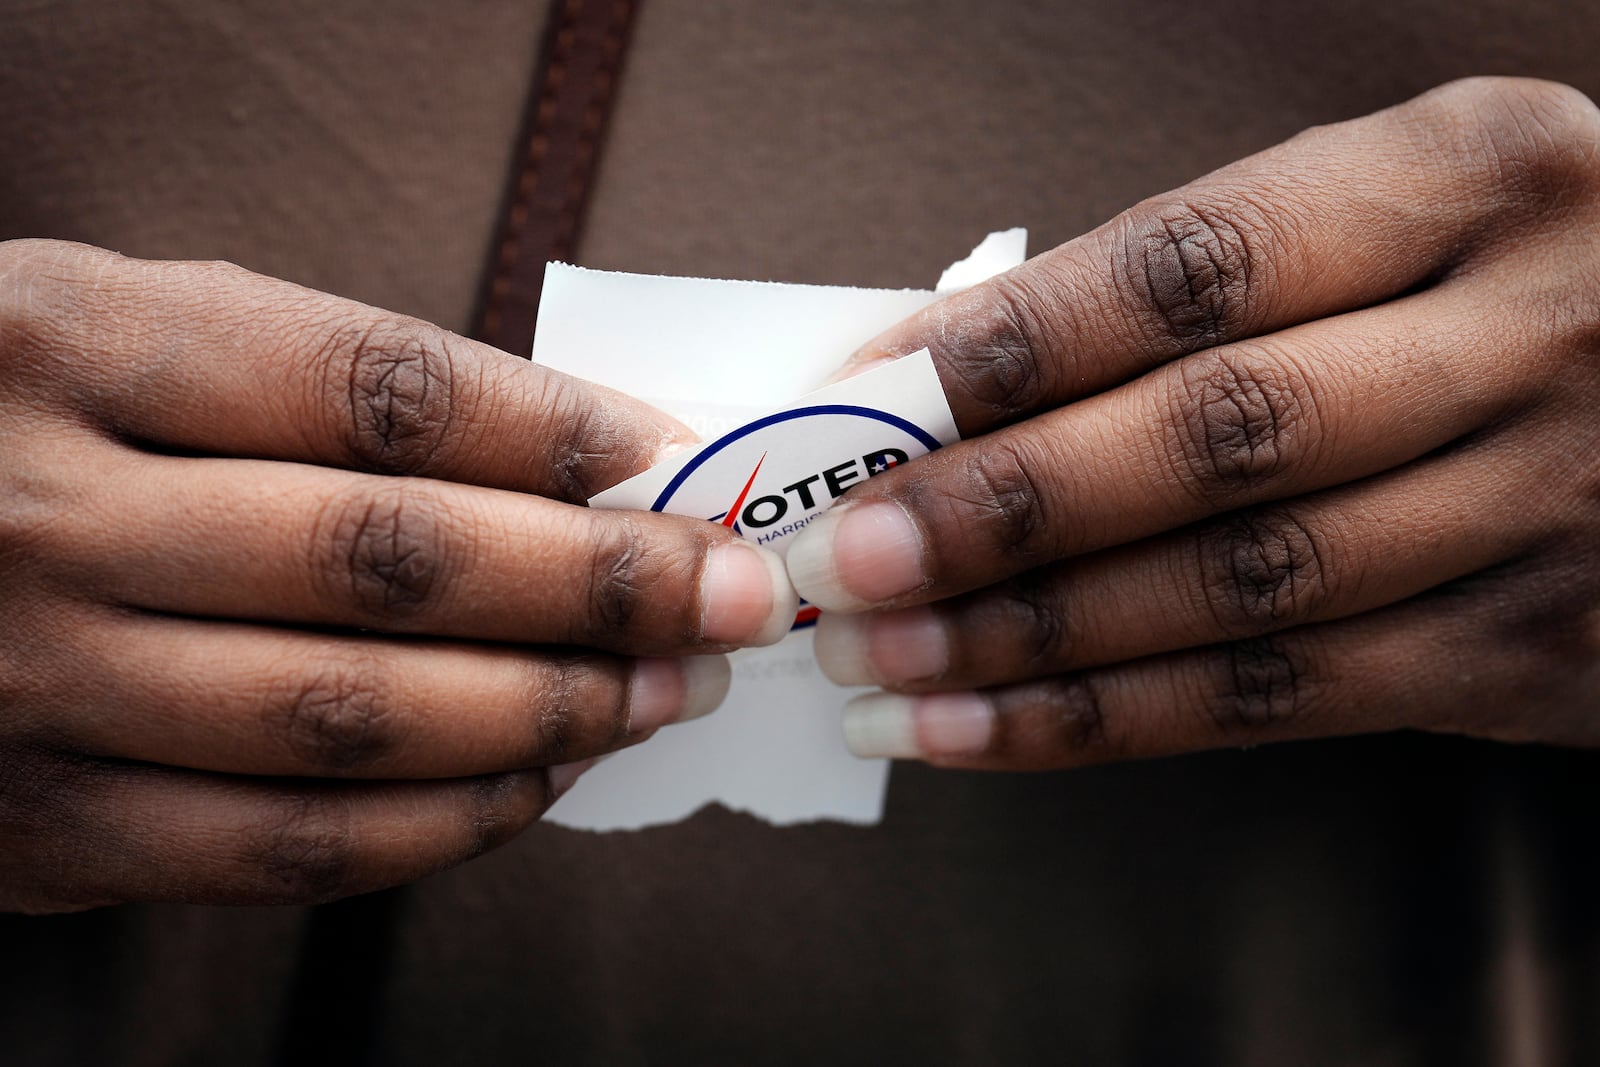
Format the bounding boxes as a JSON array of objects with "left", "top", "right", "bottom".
[{"left": 786, "top": 77, "right": 1600, "bottom": 769}]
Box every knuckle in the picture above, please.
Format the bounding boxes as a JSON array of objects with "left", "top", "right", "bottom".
[
  {"left": 935, "top": 275, "right": 1058, "bottom": 420},
  {"left": 526, "top": 657, "right": 584, "bottom": 763},
  {"left": 1195, "top": 507, "right": 1332, "bottom": 636},
  {"left": 1041, "top": 674, "right": 1111, "bottom": 755},
  {"left": 0, "top": 239, "right": 56, "bottom": 307},
  {"left": 1204, "top": 636, "right": 1319, "bottom": 734},
  {"left": 0, "top": 238, "right": 102, "bottom": 288},
  {"left": 994, "top": 576, "right": 1071, "bottom": 668},
  {"left": 1116, "top": 197, "right": 1261, "bottom": 357},
  {"left": 1540, "top": 260, "right": 1600, "bottom": 364},
  {"left": 991, "top": 675, "right": 1115, "bottom": 765},
  {"left": 272, "top": 658, "right": 395, "bottom": 773},
  {"left": 1167, "top": 349, "right": 1309, "bottom": 505},
  {"left": 538, "top": 655, "right": 630, "bottom": 754},
  {"left": 465, "top": 773, "right": 542, "bottom": 857},
  {"left": 530, "top": 373, "right": 606, "bottom": 502},
  {"left": 583, "top": 515, "right": 648, "bottom": 639},
  {"left": 1431, "top": 78, "right": 1600, "bottom": 203},
  {"left": 250, "top": 794, "right": 356, "bottom": 904},
  {"left": 918, "top": 440, "right": 1049, "bottom": 560},
  {"left": 322, "top": 316, "right": 459, "bottom": 476},
  {"left": 0, "top": 455, "right": 69, "bottom": 571},
  {"left": 0, "top": 240, "right": 114, "bottom": 362},
  {"left": 317, "top": 484, "right": 450, "bottom": 619}
]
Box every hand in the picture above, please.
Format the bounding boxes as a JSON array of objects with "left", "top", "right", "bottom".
[
  {"left": 788, "top": 78, "right": 1600, "bottom": 770},
  {"left": 0, "top": 241, "right": 796, "bottom": 912}
]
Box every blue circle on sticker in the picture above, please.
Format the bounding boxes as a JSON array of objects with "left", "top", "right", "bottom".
[{"left": 650, "top": 404, "right": 940, "bottom": 512}]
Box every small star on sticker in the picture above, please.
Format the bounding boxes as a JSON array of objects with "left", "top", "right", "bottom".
[{"left": 872, "top": 461, "right": 887, "bottom": 473}]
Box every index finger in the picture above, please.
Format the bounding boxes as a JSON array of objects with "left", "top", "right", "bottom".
[
  {"left": 835, "top": 78, "right": 1597, "bottom": 434},
  {"left": 5, "top": 240, "right": 691, "bottom": 502}
]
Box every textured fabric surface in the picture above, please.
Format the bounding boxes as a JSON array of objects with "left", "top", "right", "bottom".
[
  {"left": 0, "top": 0, "right": 553, "bottom": 331},
  {"left": 4, "top": 2, "right": 1600, "bottom": 1064},
  {"left": 471, "top": 0, "right": 642, "bottom": 353}
]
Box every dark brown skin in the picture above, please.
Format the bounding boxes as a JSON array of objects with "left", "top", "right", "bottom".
[
  {"left": 798, "top": 78, "right": 1600, "bottom": 768},
  {"left": 0, "top": 243, "right": 794, "bottom": 913}
]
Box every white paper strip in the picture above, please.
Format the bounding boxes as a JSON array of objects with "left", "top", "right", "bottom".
[
  {"left": 935, "top": 226, "right": 1027, "bottom": 292},
  {"left": 535, "top": 231, "right": 1025, "bottom": 830}
]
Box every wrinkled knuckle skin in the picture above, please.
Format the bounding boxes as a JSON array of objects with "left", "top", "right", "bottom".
[
  {"left": 919, "top": 443, "right": 1048, "bottom": 562},
  {"left": 990, "top": 676, "right": 1114, "bottom": 767},
  {"left": 939, "top": 276, "right": 1057, "bottom": 421},
  {"left": 526, "top": 657, "right": 584, "bottom": 764},
  {"left": 252, "top": 795, "right": 357, "bottom": 905},
  {"left": 0, "top": 463, "right": 62, "bottom": 579},
  {"left": 1206, "top": 637, "right": 1315, "bottom": 734},
  {"left": 466, "top": 774, "right": 541, "bottom": 857},
  {"left": 1043, "top": 675, "right": 1111, "bottom": 756},
  {"left": 0, "top": 239, "right": 56, "bottom": 312},
  {"left": 996, "top": 578, "right": 1071, "bottom": 670},
  {"left": 1118, "top": 200, "right": 1258, "bottom": 358},
  {"left": 1435, "top": 78, "right": 1600, "bottom": 204},
  {"left": 531, "top": 702, "right": 575, "bottom": 765},
  {"left": 320, "top": 486, "right": 447, "bottom": 620},
  {"left": 584, "top": 517, "right": 648, "bottom": 640},
  {"left": 325, "top": 317, "right": 459, "bottom": 476},
  {"left": 1196, "top": 509, "right": 1330, "bottom": 637},
  {"left": 273, "top": 664, "right": 394, "bottom": 773},
  {"left": 0, "top": 238, "right": 106, "bottom": 290},
  {"left": 1169, "top": 352, "right": 1306, "bottom": 505},
  {"left": 545, "top": 394, "right": 607, "bottom": 504},
  {"left": 519, "top": 370, "right": 607, "bottom": 504},
  {"left": 0, "top": 240, "right": 101, "bottom": 368},
  {"left": 533, "top": 655, "right": 631, "bottom": 759}
]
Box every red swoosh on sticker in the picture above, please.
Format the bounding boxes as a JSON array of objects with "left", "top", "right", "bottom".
[{"left": 721, "top": 452, "right": 767, "bottom": 528}]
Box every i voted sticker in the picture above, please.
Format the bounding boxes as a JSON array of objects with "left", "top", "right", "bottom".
[{"left": 590, "top": 351, "right": 960, "bottom": 629}]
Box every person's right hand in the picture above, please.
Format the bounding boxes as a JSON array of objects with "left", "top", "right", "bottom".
[{"left": 0, "top": 240, "right": 797, "bottom": 914}]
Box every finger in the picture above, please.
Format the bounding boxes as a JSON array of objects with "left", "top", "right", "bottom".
[
  {"left": 790, "top": 281, "right": 1521, "bottom": 612},
  {"left": 2, "top": 755, "right": 571, "bottom": 907},
  {"left": 835, "top": 78, "right": 1598, "bottom": 432},
  {"left": 5, "top": 240, "right": 691, "bottom": 500},
  {"left": 27, "top": 612, "right": 730, "bottom": 778},
  {"left": 834, "top": 582, "right": 1496, "bottom": 769},
  {"left": 813, "top": 446, "right": 1525, "bottom": 689},
  {"left": 65, "top": 453, "right": 798, "bottom": 651}
]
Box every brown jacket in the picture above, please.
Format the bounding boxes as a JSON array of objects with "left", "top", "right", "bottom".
[{"left": 3, "top": 2, "right": 1598, "bottom": 1063}]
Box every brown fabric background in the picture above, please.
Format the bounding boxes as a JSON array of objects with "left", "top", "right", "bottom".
[{"left": 4, "top": 1, "right": 1600, "bottom": 1063}]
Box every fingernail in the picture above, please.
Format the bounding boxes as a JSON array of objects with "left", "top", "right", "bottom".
[
  {"left": 701, "top": 542, "right": 800, "bottom": 646},
  {"left": 786, "top": 501, "right": 925, "bottom": 613},
  {"left": 842, "top": 691, "right": 994, "bottom": 760},
  {"left": 548, "top": 757, "right": 600, "bottom": 797},
  {"left": 627, "top": 654, "right": 732, "bottom": 735},
  {"left": 814, "top": 606, "right": 949, "bottom": 686}
]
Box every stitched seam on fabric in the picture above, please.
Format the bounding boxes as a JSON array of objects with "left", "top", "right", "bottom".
[
  {"left": 551, "top": 0, "right": 632, "bottom": 258},
  {"left": 479, "top": 0, "right": 638, "bottom": 348},
  {"left": 480, "top": 0, "right": 584, "bottom": 344}
]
